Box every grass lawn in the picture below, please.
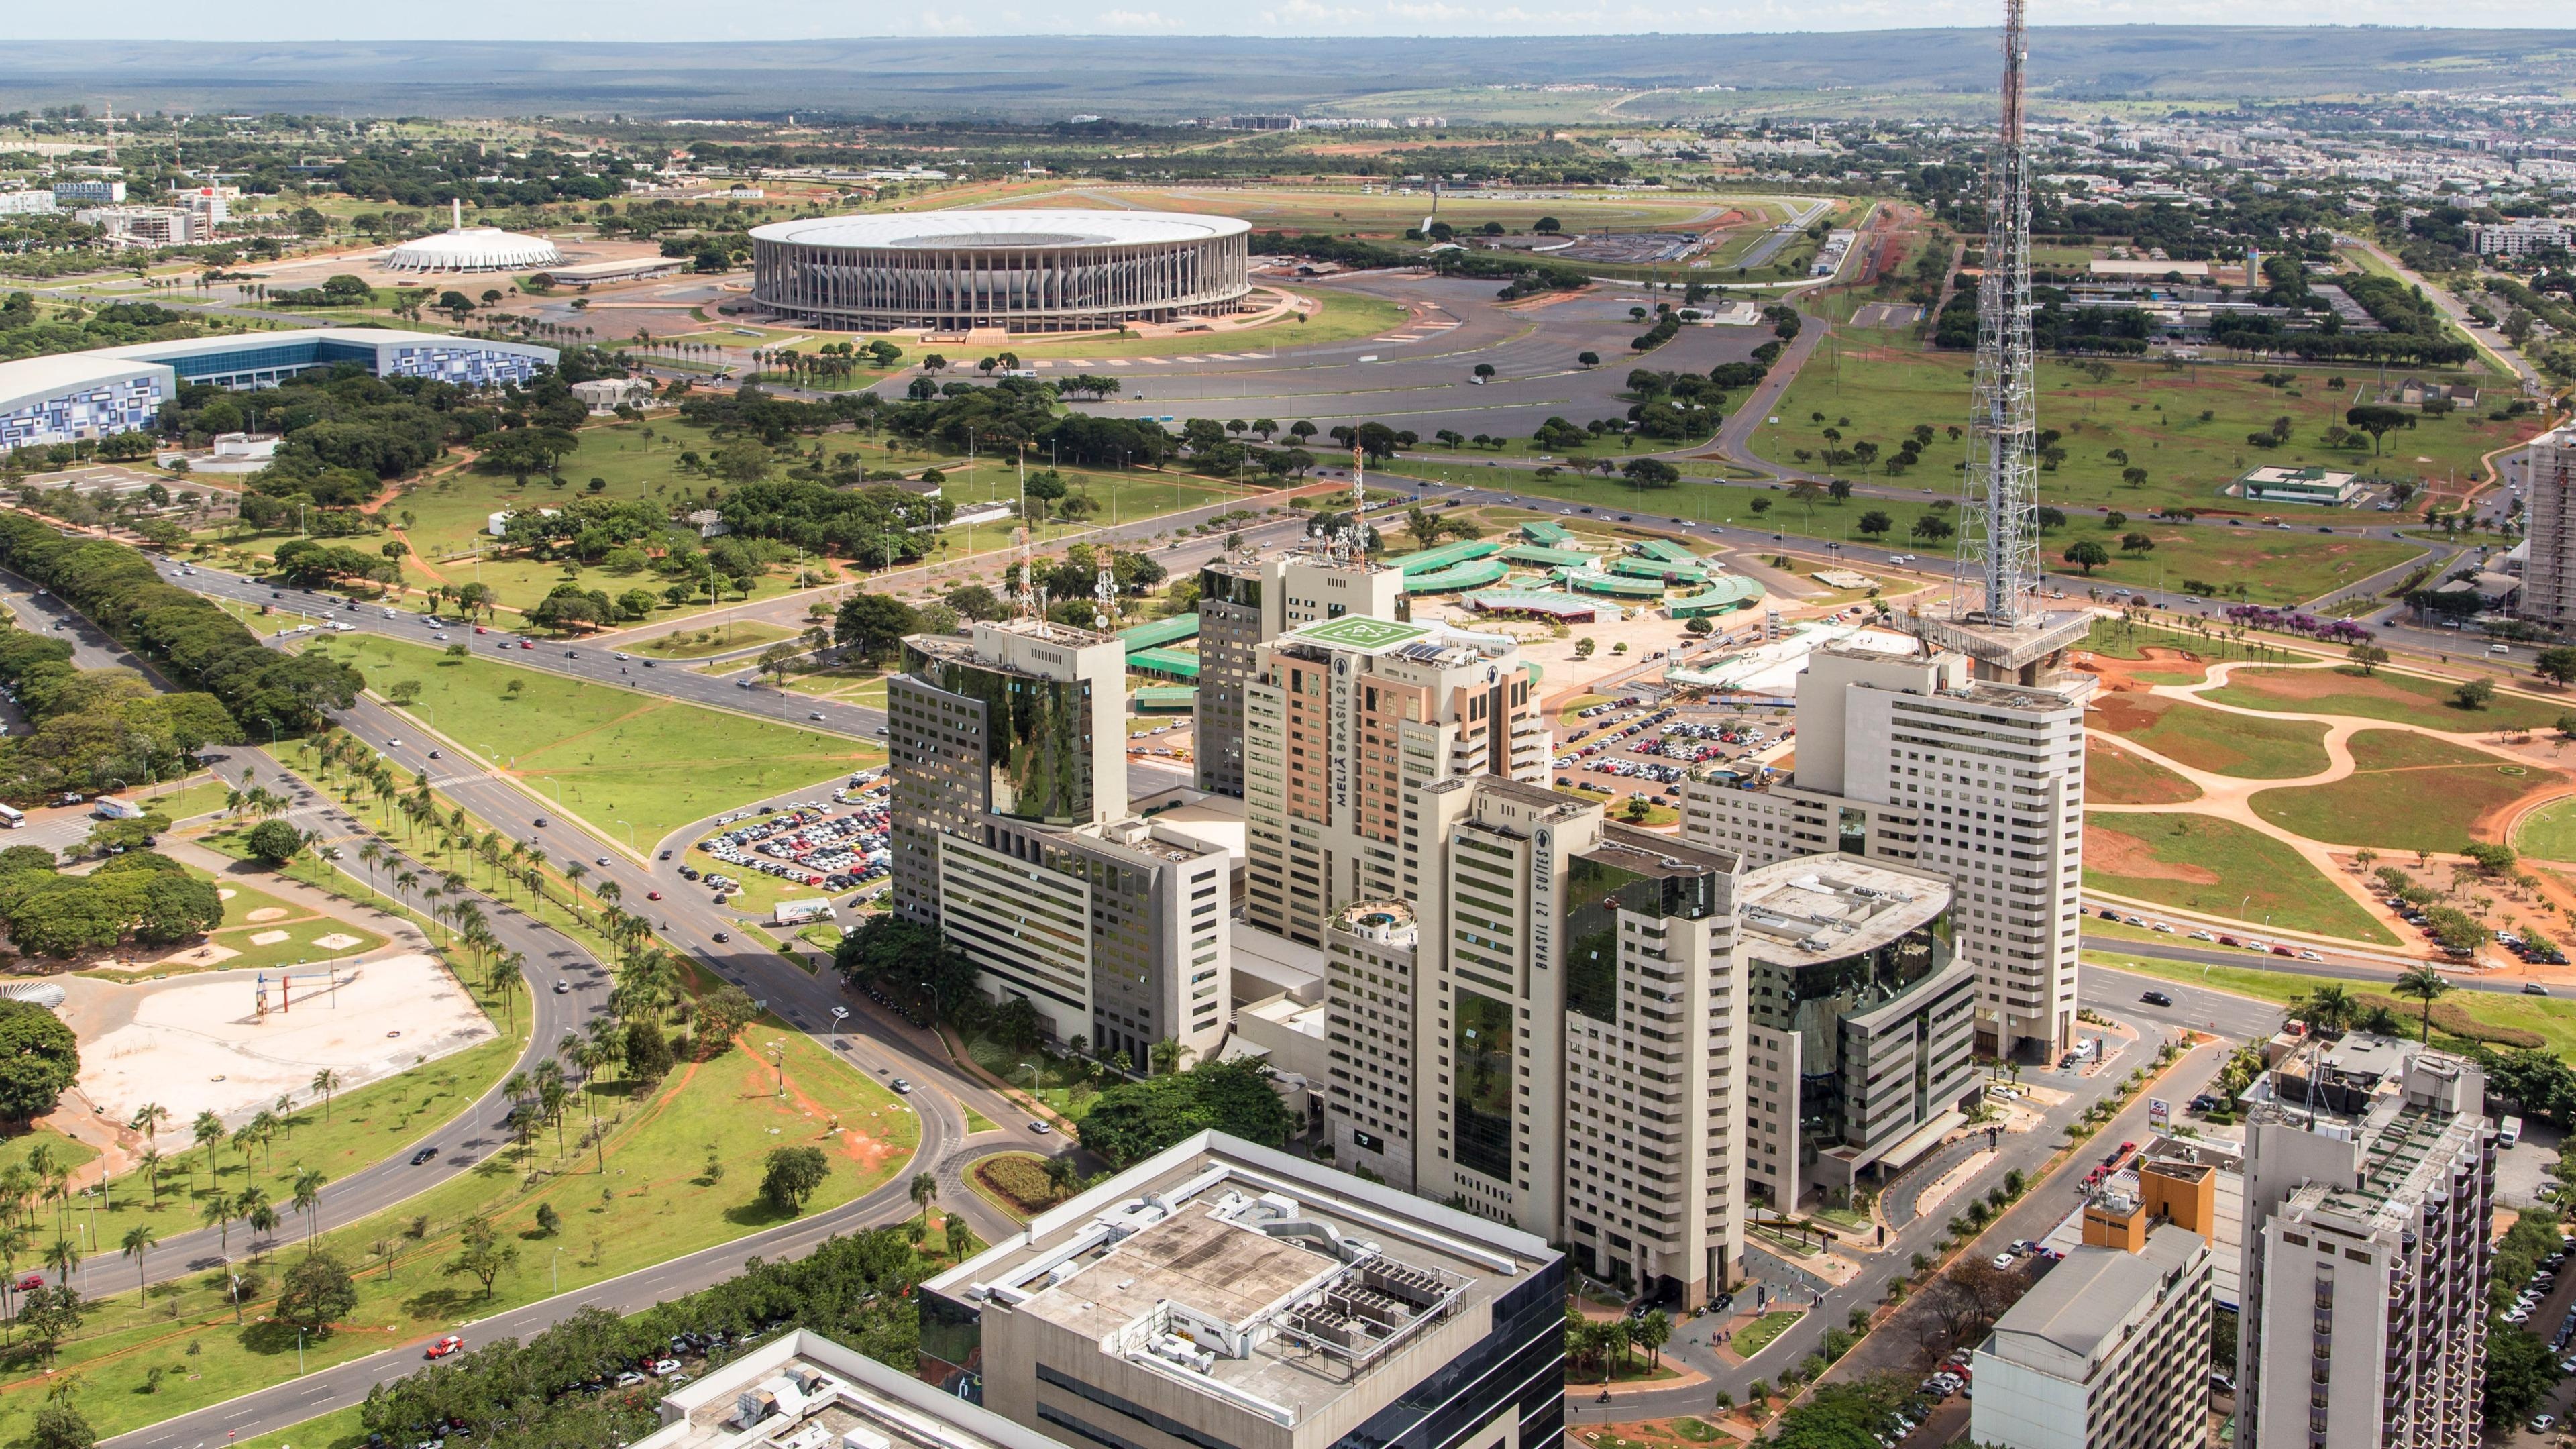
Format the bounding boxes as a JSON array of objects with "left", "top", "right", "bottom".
[
  {"left": 2090, "top": 953, "right": 2576, "bottom": 1057},
  {"left": 0, "top": 1010, "right": 916, "bottom": 1446},
  {"left": 2249, "top": 729, "right": 2550, "bottom": 855},
  {"left": 1747, "top": 338, "right": 2540, "bottom": 515},
  {"left": 1731, "top": 1309, "right": 1805, "bottom": 1358},
  {"left": 221, "top": 1405, "right": 368, "bottom": 1449},
  {"left": 0, "top": 1128, "right": 99, "bottom": 1184},
  {"left": 2051, "top": 524, "right": 2421, "bottom": 607},
  {"left": 2204, "top": 665, "right": 2569, "bottom": 733},
  {"left": 778, "top": 663, "right": 892, "bottom": 708},
  {"left": 2516, "top": 797, "right": 2576, "bottom": 863},
  {"left": 138, "top": 773, "right": 234, "bottom": 822},
  {"left": 78, "top": 868, "right": 390, "bottom": 980},
  {"left": 2084, "top": 814, "right": 2395, "bottom": 943},
  {"left": 635, "top": 621, "right": 796, "bottom": 659},
  {"left": 309, "top": 633, "right": 879, "bottom": 846},
  {"left": 2084, "top": 739, "right": 2202, "bottom": 805},
  {"left": 2088, "top": 693, "right": 2330, "bottom": 778},
  {"left": 2082, "top": 616, "right": 2307, "bottom": 670},
  {"left": 919, "top": 458, "right": 1254, "bottom": 561}
]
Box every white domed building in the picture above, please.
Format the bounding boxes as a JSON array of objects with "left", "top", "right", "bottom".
[{"left": 385, "top": 201, "right": 562, "bottom": 274}]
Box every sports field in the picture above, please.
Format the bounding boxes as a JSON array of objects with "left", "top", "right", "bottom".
[{"left": 1752, "top": 339, "right": 2541, "bottom": 515}]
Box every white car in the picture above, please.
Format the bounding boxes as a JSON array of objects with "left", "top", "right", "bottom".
[
  {"left": 2297, "top": 949, "right": 2322, "bottom": 962},
  {"left": 1992, "top": 1252, "right": 2015, "bottom": 1269},
  {"left": 2187, "top": 930, "right": 2216, "bottom": 942},
  {"left": 2532, "top": 1413, "right": 2557, "bottom": 1433}
]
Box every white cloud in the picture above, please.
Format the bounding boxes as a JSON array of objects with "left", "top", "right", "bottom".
[
  {"left": 1096, "top": 7, "right": 1181, "bottom": 26},
  {"left": 1259, "top": 0, "right": 1364, "bottom": 22}
]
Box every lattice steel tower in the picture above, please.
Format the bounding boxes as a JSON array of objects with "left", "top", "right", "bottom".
[{"left": 1954, "top": 0, "right": 2041, "bottom": 625}]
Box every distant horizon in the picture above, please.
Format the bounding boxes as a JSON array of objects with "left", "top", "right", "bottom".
[{"left": 12, "top": 10, "right": 2569, "bottom": 42}]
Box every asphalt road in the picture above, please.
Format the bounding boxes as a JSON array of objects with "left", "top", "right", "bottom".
[{"left": 0, "top": 574, "right": 604, "bottom": 1292}]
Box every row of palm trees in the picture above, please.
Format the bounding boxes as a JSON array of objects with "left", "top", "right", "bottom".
[{"left": 2294, "top": 969, "right": 2454, "bottom": 1042}]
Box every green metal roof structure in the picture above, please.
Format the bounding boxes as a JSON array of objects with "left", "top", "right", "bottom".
[
  {"left": 1403, "top": 557, "right": 1512, "bottom": 592},
  {"left": 1554, "top": 567, "right": 1669, "bottom": 599},
  {"left": 1501, "top": 545, "right": 1603, "bottom": 570},
  {"left": 1666, "top": 576, "right": 1766, "bottom": 616},
  {"left": 1630, "top": 538, "right": 1701, "bottom": 565},
  {"left": 1610, "top": 555, "right": 1708, "bottom": 584},
  {"left": 1519, "top": 521, "right": 1574, "bottom": 546},
  {"left": 1132, "top": 686, "right": 1199, "bottom": 712},
  {"left": 1126, "top": 647, "right": 1201, "bottom": 680},
  {"left": 1394, "top": 539, "right": 1501, "bottom": 576},
  {"left": 1117, "top": 614, "right": 1200, "bottom": 652}
]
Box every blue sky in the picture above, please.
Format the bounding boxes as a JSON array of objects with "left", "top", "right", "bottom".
[{"left": 19, "top": 1, "right": 2557, "bottom": 40}]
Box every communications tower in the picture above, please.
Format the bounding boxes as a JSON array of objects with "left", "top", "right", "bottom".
[{"left": 1914, "top": 0, "right": 2089, "bottom": 685}]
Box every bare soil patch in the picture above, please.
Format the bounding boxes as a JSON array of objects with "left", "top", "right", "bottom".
[{"left": 2084, "top": 824, "right": 2222, "bottom": 884}]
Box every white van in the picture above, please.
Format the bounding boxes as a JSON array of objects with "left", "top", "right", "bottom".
[{"left": 2491, "top": 643, "right": 2512, "bottom": 656}]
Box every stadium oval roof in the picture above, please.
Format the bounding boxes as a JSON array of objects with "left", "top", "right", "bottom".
[
  {"left": 749, "top": 209, "right": 1251, "bottom": 250},
  {"left": 386, "top": 226, "right": 563, "bottom": 273}
]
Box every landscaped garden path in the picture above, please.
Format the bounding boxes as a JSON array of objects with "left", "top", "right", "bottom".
[{"left": 2084, "top": 655, "right": 2576, "bottom": 953}]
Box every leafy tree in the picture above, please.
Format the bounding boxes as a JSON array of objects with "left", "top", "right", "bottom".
[
  {"left": 1856, "top": 510, "right": 1892, "bottom": 538},
  {"left": 22, "top": 1401, "right": 94, "bottom": 1449},
  {"left": 623, "top": 1018, "right": 674, "bottom": 1085},
  {"left": 244, "top": 819, "right": 306, "bottom": 866},
  {"left": 761, "top": 1146, "right": 830, "bottom": 1214},
  {"left": 442, "top": 1216, "right": 517, "bottom": 1299},
  {"left": 275, "top": 1251, "right": 358, "bottom": 1334},
  {"left": 1077, "top": 1059, "right": 1296, "bottom": 1168},
  {"left": 2345, "top": 403, "right": 2415, "bottom": 455},
  {"left": 835, "top": 592, "right": 918, "bottom": 667},
  {"left": 2483, "top": 1324, "right": 2561, "bottom": 1426},
  {"left": 1621, "top": 458, "right": 1680, "bottom": 490},
  {"left": 2062, "top": 539, "right": 2110, "bottom": 575},
  {"left": 2347, "top": 643, "right": 2390, "bottom": 676},
  {"left": 2533, "top": 646, "right": 2576, "bottom": 686},
  {"left": 2118, "top": 531, "right": 2155, "bottom": 554},
  {"left": 693, "top": 985, "right": 759, "bottom": 1057},
  {"left": 2455, "top": 676, "right": 2497, "bottom": 711},
  {"left": 0, "top": 1002, "right": 77, "bottom": 1122}
]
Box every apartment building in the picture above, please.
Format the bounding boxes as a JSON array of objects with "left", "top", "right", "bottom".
[
  {"left": 1971, "top": 1158, "right": 2218, "bottom": 1449},
  {"left": 920, "top": 1132, "right": 1566, "bottom": 1449},
  {"left": 1737, "top": 855, "right": 1974, "bottom": 1212},
  {"left": 1681, "top": 643, "right": 2090, "bottom": 1060},
  {"left": 2512, "top": 425, "right": 2576, "bottom": 628},
  {"left": 1195, "top": 548, "right": 1405, "bottom": 797},
  {"left": 2237, "top": 1042, "right": 2493, "bottom": 1449},
  {"left": 890, "top": 620, "right": 1228, "bottom": 1069},
  {"left": 1240, "top": 614, "right": 1546, "bottom": 949}
]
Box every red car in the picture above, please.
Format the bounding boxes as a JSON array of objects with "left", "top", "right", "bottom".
[
  {"left": 474, "top": 625, "right": 488, "bottom": 635},
  {"left": 645, "top": 890, "right": 662, "bottom": 901},
  {"left": 426, "top": 1334, "right": 465, "bottom": 1360},
  {"left": 2270, "top": 944, "right": 2294, "bottom": 957},
  {"left": 519, "top": 640, "right": 534, "bottom": 649},
  {"left": 13, "top": 1274, "right": 40, "bottom": 1293}
]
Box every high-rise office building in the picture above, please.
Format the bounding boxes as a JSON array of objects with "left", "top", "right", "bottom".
[
  {"left": 889, "top": 620, "right": 1228, "bottom": 1069},
  {"left": 919, "top": 1131, "right": 1566, "bottom": 1449},
  {"left": 2512, "top": 425, "right": 2576, "bottom": 628},
  {"left": 1680, "top": 643, "right": 2090, "bottom": 1061},
  {"left": 2237, "top": 1040, "right": 2492, "bottom": 1449},
  {"left": 1971, "top": 1157, "right": 2216, "bottom": 1449},
  {"left": 1196, "top": 549, "right": 1406, "bottom": 797},
  {"left": 1736, "top": 855, "right": 1974, "bottom": 1213},
  {"left": 1241, "top": 614, "right": 1546, "bottom": 949}
]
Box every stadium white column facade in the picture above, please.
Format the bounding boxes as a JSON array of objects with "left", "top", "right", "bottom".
[{"left": 751, "top": 211, "right": 1252, "bottom": 332}]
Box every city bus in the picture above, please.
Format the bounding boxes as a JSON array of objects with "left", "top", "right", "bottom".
[{"left": 0, "top": 804, "right": 24, "bottom": 830}]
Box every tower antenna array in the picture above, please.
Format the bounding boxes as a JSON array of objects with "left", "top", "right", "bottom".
[{"left": 1951, "top": 0, "right": 2042, "bottom": 627}]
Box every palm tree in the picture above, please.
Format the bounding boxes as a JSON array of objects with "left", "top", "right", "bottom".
[
  {"left": 41, "top": 1236, "right": 78, "bottom": 1288},
  {"left": 2394, "top": 966, "right": 2453, "bottom": 1043},
  {"left": 0, "top": 1224, "right": 28, "bottom": 1330},
  {"left": 910, "top": 1171, "right": 938, "bottom": 1228},
  {"left": 2298, "top": 983, "right": 2358, "bottom": 1034},
  {"left": 290, "top": 1169, "right": 326, "bottom": 1244},
  {"left": 201, "top": 1191, "right": 232, "bottom": 1248},
  {"left": 247, "top": 1110, "right": 279, "bottom": 1171},
  {"left": 192, "top": 1111, "right": 225, "bottom": 1196},
  {"left": 129, "top": 1102, "right": 169, "bottom": 1150},
  {"left": 119, "top": 1224, "right": 157, "bottom": 1294},
  {"left": 138, "top": 1148, "right": 164, "bottom": 1209}
]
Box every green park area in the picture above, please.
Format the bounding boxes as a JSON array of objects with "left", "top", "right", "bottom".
[
  {"left": 78, "top": 868, "right": 390, "bottom": 980},
  {"left": 2094, "top": 953, "right": 2576, "bottom": 1057},
  {"left": 0, "top": 998, "right": 921, "bottom": 1446},
  {"left": 2515, "top": 798, "right": 2576, "bottom": 863},
  {"left": 306, "top": 633, "right": 881, "bottom": 845},
  {"left": 2250, "top": 729, "right": 2550, "bottom": 855},
  {"left": 2084, "top": 740, "right": 2201, "bottom": 806},
  {"left": 635, "top": 620, "right": 796, "bottom": 660},
  {"left": 2204, "top": 665, "right": 2568, "bottom": 733},
  {"left": 2084, "top": 814, "right": 2394, "bottom": 944},
  {"left": 2088, "top": 693, "right": 2330, "bottom": 778},
  {"left": 1750, "top": 338, "right": 2540, "bottom": 515},
  {"left": 2048, "top": 520, "right": 2419, "bottom": 607}
]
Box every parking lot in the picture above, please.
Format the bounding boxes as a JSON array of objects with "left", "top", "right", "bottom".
[
  {"left": 686, "top": 775, "right": 890, "bottom": 905},
  {"left": 1552, "top": 698, "right": 1792, "bottom": 802}
]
